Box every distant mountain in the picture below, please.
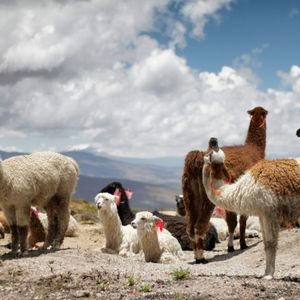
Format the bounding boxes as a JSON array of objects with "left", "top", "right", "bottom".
[
  {"left": 62, "top": 151, "right": 182, "bottom": 187},
  {"left": 75, "top": 175, "right": 181, "bottom": 210}
]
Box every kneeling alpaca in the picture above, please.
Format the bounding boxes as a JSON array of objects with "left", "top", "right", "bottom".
[
  {"left": 202, "top": 138, "right": 300, "bottom": 279},
  {"left": 95, "top": 192, "right": 140, "bottom": 257},
  {"left": 131, "top": 211, "right": 185, "bottom": 263}
]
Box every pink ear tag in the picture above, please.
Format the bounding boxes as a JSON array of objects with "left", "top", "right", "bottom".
[
  {"left": 156, "top": 219, "right": 164, "bottom": 232},
  {"left": 125, "top": 189, "right": 133, "bottom": 199}
]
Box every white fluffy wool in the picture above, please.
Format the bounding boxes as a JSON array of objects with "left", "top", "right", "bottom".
[
  {"left": 132, "top": 211, "right": 184, "bottom": 263},
  {"left": 95, "top": 192, "right": 140, "bottom": 256}
]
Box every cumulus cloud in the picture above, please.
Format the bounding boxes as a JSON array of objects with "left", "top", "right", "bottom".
[
  {"left": 182, "top": 0, "right": 233, "bottom": 38},
  {"left": 0, "top": 0, "right": 299, "bottom": 158}
]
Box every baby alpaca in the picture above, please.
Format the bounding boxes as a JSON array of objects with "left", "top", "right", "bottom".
[
  {"left": 131, "top": 211, "right": 184, "bottom": 263},
  {"left": 202, "top": 138, "right": 300, "bottom": 279},
  {"left": 95, "top": 192, "right": 140, "bottom": 257}
]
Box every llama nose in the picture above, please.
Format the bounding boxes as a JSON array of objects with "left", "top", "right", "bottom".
[{"left": 131, "top": 221, "right": 137, "bottom": 228}]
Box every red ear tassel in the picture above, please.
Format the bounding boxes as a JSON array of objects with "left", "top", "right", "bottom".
[
  {"left": 155, "top": 219, "right": 164, "bottom": 232},
  {"left": 30, "top": 207, "right": 39, "bottom": 218},
  {"left": 216, "top": 207, "right": 224, "bottom": 216}
]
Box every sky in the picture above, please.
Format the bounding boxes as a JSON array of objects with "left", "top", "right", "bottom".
[{"left": 0, "top": 0, "right": 299, "bottom": 158}]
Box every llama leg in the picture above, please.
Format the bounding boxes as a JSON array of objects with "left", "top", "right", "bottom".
[
  {"left": 43, "top": 202, "right": 58, "bottom": 249},
  {"left": 194, "top": 215, "right": 212, "bottom": 263},
  {"left": 52, "top": 197, "right": 70, "bottom": 249},
  {"left": 239, "top": 214, "right": 248, "bottom": 249},
  {"left": 225, "top": 211, "right": 238, "bottom": 252},
  {"left": 260, "top": 217, "right": 279, "bottom": 280},
  {"left": 15, "top": 206, "right": 30, "bottom": 256},
  {"left": 2, "top": 206, "right": 18, "bottom": 254}
]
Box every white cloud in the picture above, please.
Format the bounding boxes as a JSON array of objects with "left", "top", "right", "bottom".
[
  {"left": 182, "top": 0, "right": 233, "bottom": 38},
  {"left": 0, "top": 1, "right": 299, "bottom": 158}
]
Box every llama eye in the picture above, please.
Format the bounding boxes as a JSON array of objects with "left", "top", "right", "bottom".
[{"left": 141, "top": 217, "right": 146, "bottom": 221}]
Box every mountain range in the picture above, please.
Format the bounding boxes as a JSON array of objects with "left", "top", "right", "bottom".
[{"left": 0, "top": 150, "right": 183, "bottom": 210}]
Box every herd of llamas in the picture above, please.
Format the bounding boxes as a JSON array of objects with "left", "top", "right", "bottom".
[{"left": 0, "top": 106, "right": 299, "bottom": 280}]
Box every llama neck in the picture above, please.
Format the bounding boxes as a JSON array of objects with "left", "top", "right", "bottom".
[
  {"left": 98, "top": 210, "right": 123, "bottom": 250},
  {"left": 202, "top": 164, "right": 240, "bottom": 212},
  {"left": 139, "top": 228, "right": 162, "bottom": 263},
  {"left": 245, "top": 117, "right": 266, "bottom": 156},
  {"left": 203, "top": 165, "right": 257, "bottom": 216}
]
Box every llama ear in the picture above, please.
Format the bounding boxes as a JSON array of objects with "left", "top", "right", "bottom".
[{"left": 247, "top": 108, "right": 256, "bottom": 116}]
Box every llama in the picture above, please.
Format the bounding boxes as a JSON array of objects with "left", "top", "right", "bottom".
[
  {"left": 0, "top": 152, "right": 79, "bottom": 256},
  {"left": 94, "top": 192, "right": 140, "bottom": 256},
  {"left": 182, "top": 106, "right": 267, "bottom": 263},
  {"left": 99, "top": 182, "right": 218, "bottom": 251},
  {"left": 175, "top": 194, "right": 185, "bottom": 216},
  {"left": 131, "top": 211, "right": 184, "bottom": 263},
  {"left": 202, "top": 138, "right": 300, "bottom": 279}
]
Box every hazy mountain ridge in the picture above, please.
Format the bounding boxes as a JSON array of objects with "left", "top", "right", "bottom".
[{"left": 0, "top": 150, "right": 182, "bottom": 209}]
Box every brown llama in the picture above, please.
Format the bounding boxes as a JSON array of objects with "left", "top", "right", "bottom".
[{"left": 182, "top": 106, "right": 267, "bottom": 263}]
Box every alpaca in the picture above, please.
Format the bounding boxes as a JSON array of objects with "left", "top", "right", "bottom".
[
  {"left": 99, "top": 181, "right": 134, "bottom": 225},
  {"left": 131, "top": 211, "right": 184, "bottom": 263},
  {"left": 94, "top": 192, "right": 140, "bottom": 256},
  {"left": 202, "top": 138, "right": 300, "bottom": 279},
  {"left": 182, "top": 106, "right": 267, "bottom": 263},
  {"left": 0, "top": 151, "right": 79, "bottom": 256},
  {"left": 99, "top": 182, "right": 218, "bottom": 251}
]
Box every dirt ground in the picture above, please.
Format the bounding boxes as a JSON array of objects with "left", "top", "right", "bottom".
[{"left": 0, "top": 223, "right": 299, "bottom": 300}]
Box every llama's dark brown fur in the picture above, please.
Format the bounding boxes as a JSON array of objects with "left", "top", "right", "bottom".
[{"left": 182, "top": 106, "right": 267, "bottom": 263}]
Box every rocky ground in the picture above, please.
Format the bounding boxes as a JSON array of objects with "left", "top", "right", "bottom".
[{"left": 0, "top": 223, "right": 299, "bottom": 299}]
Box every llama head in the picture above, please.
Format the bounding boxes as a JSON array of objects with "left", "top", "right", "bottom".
[
  {"left": 204, "top": 140, "right": 231, "bottom": 183},
  {"left": 131, "top": 211, "right": 164, "bottom": 233},
  {"left": 247, "top": 106, "right": 268, "bottom": 128},
  {"left": 94, "top": 192, "right": 119, "bottom": 214},
  {"left": 175, "top": 195, "right": 185, "bottom": 216}
]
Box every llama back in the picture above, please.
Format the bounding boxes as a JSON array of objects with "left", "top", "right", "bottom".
[{"left": 1, "top": 151, "right": 79, "bottom": 205}]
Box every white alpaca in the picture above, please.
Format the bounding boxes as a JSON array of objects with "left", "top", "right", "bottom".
[
  {"left": 0, "top": 151, "right": 79, "bottom": 256},
  {"left": 94, "top": 192, "right": 140, "bottom": 257},
  {"left": 131, "top": 211, "right": 185, "bottom": 263},
  {"left": 202, "top": 145, "right": 300, "bottom": 279}
]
